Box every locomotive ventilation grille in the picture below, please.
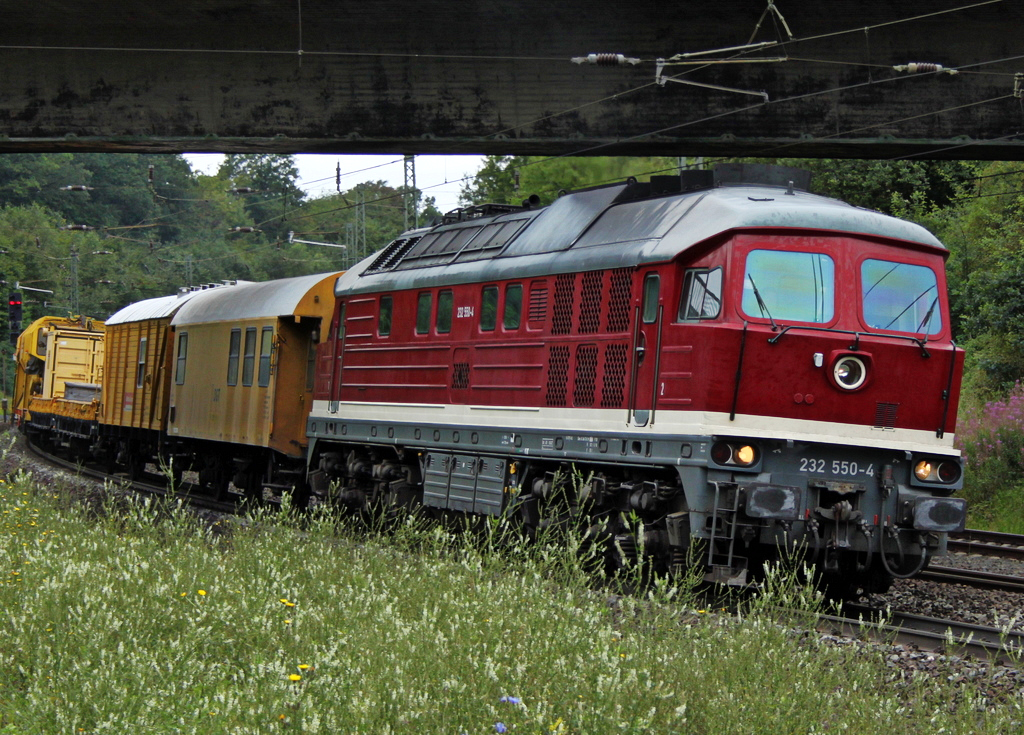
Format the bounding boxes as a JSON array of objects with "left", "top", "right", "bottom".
[
  {"left": 451, "top": 362, "right": 470, "bottom": 390},
  {"left": 874, "top": 402, "right": 899, "bottom": 429},
  {"left": 578, "top": 271, "right": 603, "bottom": 334},
  {"left": 552, "top": 273, "right": 575, "bottom": 335},
  {"left": 573, "top": 344, "right": 599, "bottom": 406},
  {"left": 365, "top": 236, "right": 422, "bottom": 273},
  {"left": 546, "top": 345, "right": 570, "bottom": 406},
  {"left": 606, "top": 268, "right": 633, "bottom": 333},
  {"left": 601, "top": 343, "right": 629, "bottom": 407}
]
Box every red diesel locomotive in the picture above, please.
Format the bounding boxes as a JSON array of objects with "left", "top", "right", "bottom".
[{"left": 306, "top": 164, "right": 966, "bottom": 595}]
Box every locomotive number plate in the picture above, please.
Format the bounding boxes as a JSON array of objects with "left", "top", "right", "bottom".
[{"left": 798, "top": 457, "right": 875, "bottom": 478}]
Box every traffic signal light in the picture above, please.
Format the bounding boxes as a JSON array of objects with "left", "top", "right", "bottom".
[{"left": 8, "top": 291, "right": 22, "bottom": 346}]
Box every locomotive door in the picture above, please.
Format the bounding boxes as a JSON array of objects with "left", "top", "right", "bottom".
[{"left": 629, "top": 272, "right": 663, "bottom": 427}]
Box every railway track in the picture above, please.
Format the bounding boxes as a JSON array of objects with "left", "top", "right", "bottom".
[
  {"left": 833, "top": 602, "right": 1024, "bottom": 665},
  {"left": 947, "top": 528, "right": 1024, "bottom": 561}
]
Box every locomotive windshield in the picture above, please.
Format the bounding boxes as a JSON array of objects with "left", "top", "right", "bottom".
[
  {"left": 861, "top": 259, "right": 942, "bottom": 334},
  {"left": 741, "top": 250, "right": 835, "bottom": 323}
]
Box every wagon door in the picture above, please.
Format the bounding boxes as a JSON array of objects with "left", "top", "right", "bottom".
[{"left": 629, "top": 272, "right": 663, "bottom": 427}]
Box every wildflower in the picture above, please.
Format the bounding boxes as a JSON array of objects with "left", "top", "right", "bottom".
[
  {"left": 499, "top": 696, "right": 522, "bottom": 705},
  {"left": 495, "top": 724, "right": 507, "bottom": 734},
  {"left": 198, "top": 589, "right": 207, "bottom": 596},
  {"left": 298, "top": 664, "right": 311, "bottom": 671},
  {"left": 284, "top": 619, "right": 292, "bottom": 625},
  {"left": 280, "top": 598, "right": 296, "bottom": 607},
  {"left": 289, "top": 674, "right": 302, "bottom": 682}
]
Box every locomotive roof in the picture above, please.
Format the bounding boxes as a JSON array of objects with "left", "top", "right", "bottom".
[
  {"left": 171, "top": 271, "right": 341, "bottom": 326},
  {"left": 339, "top": 177, "right": 946, "bottom": 295},
  {"left": 105, "top": 283, "right": 244, "bottom": 325}
]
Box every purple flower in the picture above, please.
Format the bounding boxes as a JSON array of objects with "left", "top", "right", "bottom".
[
  {"left": 499, "top": 696, "right": 522, "bottom": 705},
  {"left": 495, "top": 723, "right": 508, "bottom": 733}
]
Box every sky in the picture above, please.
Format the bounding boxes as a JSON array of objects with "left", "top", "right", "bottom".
[{"left": 183, "top": 153, "right": 487, "bottom": 214}]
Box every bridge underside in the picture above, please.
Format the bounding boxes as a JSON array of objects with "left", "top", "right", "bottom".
[{"left": 1, "top": 1, "right": 1021, "bottom": 160}]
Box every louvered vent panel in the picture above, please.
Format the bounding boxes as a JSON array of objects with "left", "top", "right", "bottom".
[
  {"left": 601, "top": 343, "right": 629, "bottom": 407},
  {"left": 606, "top": 268, "right": 633, "bottom": 333},
  {"left": 874, "top": 402, "right": 899, "bottom": 428},
  {"left": 573, "top": 344, "right": 598, "bottom": 406},
  {"left": 529, "top": 284, "right": 548, "bottom": 322},
  {"left": 552, "top": 273, "right": 575, "bottom": 335},
  {"left": 545, "top": 345, "right": 570, "bottom": 406},
  {"left": 578, "top": 271, "right": 603, "bottom": 334}
]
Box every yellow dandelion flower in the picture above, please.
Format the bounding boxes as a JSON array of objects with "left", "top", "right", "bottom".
[
  {"left": 181, "top": 592, "right": 188, "bottom": 597},
  {"left": 298, "top": 664, "right": 310, "bottom": 670},
  {"left": 284, "top": 619, "right": 292, "bottom": 625},
  {"left": 198, "top": 589, "right": 207, "bottom": 596},
  {"left": 289, "top": 674, "right": 302, "bottom": 682}
]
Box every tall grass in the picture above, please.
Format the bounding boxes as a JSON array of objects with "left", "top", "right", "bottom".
[
  {"left": 0, "top": 457, "right": 1020, "bottom": 732},
  {"left": 955, "top": 382, "right": 1024, "bottom": 532}
]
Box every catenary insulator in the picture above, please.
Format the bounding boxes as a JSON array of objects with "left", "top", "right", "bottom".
[
  {"left": 571, "top": 53, "right": 641, "bottom": 66},
  {"left": 893, "top": 62, "right": 958, "bottom": 75}
]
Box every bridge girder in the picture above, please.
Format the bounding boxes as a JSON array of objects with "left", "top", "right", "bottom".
[{"left": 0, "top": 1, "right": 1020, "bottom": 159}]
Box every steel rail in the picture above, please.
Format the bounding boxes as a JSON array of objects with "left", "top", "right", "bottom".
[
  {"left": 947, "top": 528, "right": 1024, "bottom": 562},
  {"left": 917, "top": 565, "right": 1024, "bottom": 594},
  {"left": 832, "top": 602, "right": 1024, "bottom": 665}
]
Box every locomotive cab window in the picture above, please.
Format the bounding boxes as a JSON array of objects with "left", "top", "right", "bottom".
[
  {"left": 258, "top": 327, "right": 274, "bottom": 387},
  {"left": 678, "top": 268, "right": 722, "bottom": 321},
  {"left": 480, "top": 286, "right": 498, "bottom": 331},
  {"left": 175, "top": 332, "right": 188, "bottom": 385},
  {"left": 242, "top": 327, "right": 257, "bottom": 386},
  {"left": 503, "top": 283, "right": 523, "bottom": 330},
  {"left": 378, "top": 296, "right": 392, "bottom": 337},
  {"left": 416, "top": 293, "right": 432, "bottom": 335},
  {"left": 436, "top": 290, "right": 453, "bottom": 334},
  {"left": 861, "top": 259, "right": 942, "bottom": 334},
  {"left": 227, "top": 329, "right": 241, "bottom": 386},
  {"left": 642, "top": 274, "right": 660, "bottom": 323},
  {"left": 742, "top": 250, "right": 835, "bottom": 323}
]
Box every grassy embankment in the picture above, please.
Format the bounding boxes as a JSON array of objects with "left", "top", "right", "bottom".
[
  {"left": 0, "top": 436, "right": 1021, "bottom": 733},
  {"left": 956, "top": 383, "right": 1024, "bottom": 533}
]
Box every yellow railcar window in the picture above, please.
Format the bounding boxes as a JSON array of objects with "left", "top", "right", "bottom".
[
  {"left": 175, "top": 333, "right": 188, "bottom": 385},
  {"left": 136, "top": 337, "right": 147, "bottom": 388},
  {"left": 227, "top": 329, "right": 241, "bottom": 386},
  {"left": 242, "top": 327, "right": 257, "bottom": 386},
  {"left": 258, "top": 327, "right": 273, "bottom": 387}
]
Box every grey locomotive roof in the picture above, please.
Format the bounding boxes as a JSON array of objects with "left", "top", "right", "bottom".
[
  {"left": 338, "top": 180, "right": 946, "bottom": 296},
  {"left": 171, "top": 272, "right": 338, "bottom": 326},
  {"left": 105, "top": 284, "right": 243, "bottom": 325}
]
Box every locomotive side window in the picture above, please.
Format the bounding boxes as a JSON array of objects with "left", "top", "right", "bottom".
[
  {"left": 678, "top": 268, "right": 722, "bottom": 321},
  {"left": 436, "top": 290, "right": 454, "bottom": 334},
  {"left": 378, "top": 296, "right": 392, "bottom": 337},
  {"left": 642, "top": 274, "right": 660, "bottom": 324},
  {"left": 136, "top": 337, "right": 147, "bottom": 389},
  {"left": 227, "top": 329, "right": 241, "bottom": 386},
  {"left": 742, "top": 250, "right": 835, "bottom": 323},
  {"left": 242, "top": 327, "right": 257, "bottom": 386},
  {"left": 175, "top": 332, "right": 188, "bottom": 385},
  {"left": 480, "top": 286, "right": 498, "bottom": 331},
  {"left": 258, "top": 327, "right": 274, "bottom": 387},
  {"left": 504, "top": 283, "right": 523, "bottom": 330},
  {"left": 862, "top": 259, "right": 942, "bottom": 334},
  {"left": 416, "top": 293, "right": 432, "bottom": 335}
]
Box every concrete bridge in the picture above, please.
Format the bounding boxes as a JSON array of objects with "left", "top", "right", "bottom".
[{"left": 0, "top": 0, "right": 1020, "bottom": 159}]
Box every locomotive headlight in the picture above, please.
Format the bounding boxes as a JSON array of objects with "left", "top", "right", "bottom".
[
  {"left": 710, "top": 441, "right": 759, "bottom": 468},
  {"left": 833, "top": 355, "right": 867, "bottom": 390},
  {"left": 912, "top": 457, "right": 962, "bottom": 486}
]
